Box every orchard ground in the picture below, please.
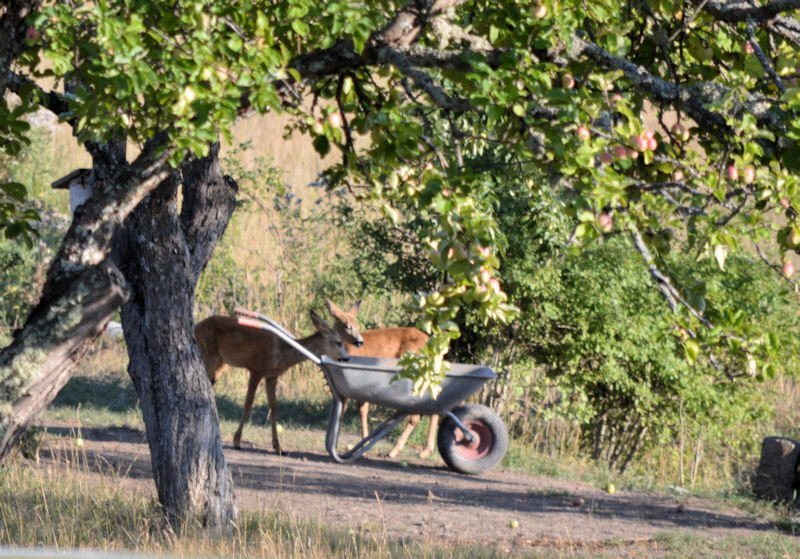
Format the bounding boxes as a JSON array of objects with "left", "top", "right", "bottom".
[{"left": 27, "top": 419, "right": 798, "bottom": 557}]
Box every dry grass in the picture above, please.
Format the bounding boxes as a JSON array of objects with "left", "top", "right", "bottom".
[{"left": 0, "top": 450, "right": 523, "bottom": 558}]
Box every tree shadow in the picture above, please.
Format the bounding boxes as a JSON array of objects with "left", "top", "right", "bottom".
[
  {"left": 213, "top": 394, "right": 364, "bottom": 433},
  {"left": 50, "top": 375, "right": 139, "bottom": 413}
]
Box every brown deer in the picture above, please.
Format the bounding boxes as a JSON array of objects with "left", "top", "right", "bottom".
[
  {"left": 195, "top": 309, "right": 350, "bottom": 454},
  {"left": 326, "top": 299, "right": 436, "bottom": 459}
]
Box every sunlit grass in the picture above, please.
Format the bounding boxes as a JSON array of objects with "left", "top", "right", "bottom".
[
  {"left": 3, "top": 446, "right": 799, "bottom": 559},
  {"left": 0, "top": 453, "right": 529, "bottom": 559}
]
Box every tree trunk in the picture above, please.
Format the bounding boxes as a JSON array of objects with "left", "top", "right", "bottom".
[
  {"left": 118, "top": 144, "right": 239, "bottom": 529},
  {"left": 752, "top": 436, "right": 800, "bottom": 504}
]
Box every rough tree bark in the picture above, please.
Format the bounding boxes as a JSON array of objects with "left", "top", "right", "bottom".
[
  {"left": 0, "top": 264, "right": 127, "bottom": 459},
  {"left": 0, "top": 127, "right": 172, "bottom": 461},
  {"left": 117, "top": 143, "right": 239, "bottom": 528}
]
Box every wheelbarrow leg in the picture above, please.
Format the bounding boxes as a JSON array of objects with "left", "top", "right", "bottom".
[
  {"left": 441, "top": 410, "right": 477, "bottom": 444},
  {"left": 326, "top": 396, "right": 410, "bottom": 463}
]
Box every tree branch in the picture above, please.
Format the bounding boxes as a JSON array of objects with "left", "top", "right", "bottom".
[
  {"left": 0, "top": 263, "right": 128, "bottom": 462},
  {"left": 180, "top": 143, "right": 239, "bottom": 282},
  {"left": 697, "top": 0, "right": 800, "bottom": 22}
]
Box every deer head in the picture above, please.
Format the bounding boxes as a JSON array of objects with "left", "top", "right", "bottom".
[
  {"left": 325, "top": 299, "right": 364, "bottom": 348},
  {"left": 310, "top": 309, "right": 351, "bottom": 360}
]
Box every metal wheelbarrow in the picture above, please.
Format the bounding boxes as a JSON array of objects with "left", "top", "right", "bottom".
[{"left": 235, "top": 309, "right": 508, "bottom": 475}]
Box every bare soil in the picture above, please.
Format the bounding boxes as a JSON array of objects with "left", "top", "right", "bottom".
[{"left": 33, "top": 422, "right": 782, "bottom": 555}]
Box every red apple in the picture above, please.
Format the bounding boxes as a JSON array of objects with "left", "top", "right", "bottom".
[
  {"left": 311, "top": 120, "right": 324, "bottom": 134},
  {"left": 744, "top": 42, "right": 755, "bottom": 55},
  {"left": 562, "top": 74, "right": 576, "bottom": 89},
  {"left": 726, "top": 165, "right": 739, "bottom": 181},
  {"left": 743, "top": 166, "right": 755, "bottom": 184},
  {"left": 783, "top": 261, "right": 795, "bottom": 278},
  {"left": 598, "top": 151, "right": 613, "bottom": 165},
  {"left": 327, "top": 112, "right": 343, "bottom": 128},
  {"left": 672, "top": 169, "right": 684, "bottom": 181},
  {"left": 627, "top": 148, "right": 639, "bottom": 159},
  {"left": 575, "top": 125, "right": 590, "bottom": 141},
  {"left": 532, "top": 3, "right": 548, "bottom": 18},
  {"left": 25, "top": 26, "right": 41, "bottom": 42},
  {"left": 633, "top": 136, "right": 648, "bottom": 152},
  {"left": 781, "top": 197, "right": 792, "bottom": 209},
  {"left": 647, "top": 137, "right": 658, "bottom": 151},
  {"left": 612, "top": 145, "right": 628, "bottom": 159},
  {"left": 598, "top": 213, "right": 613, "bottom": 232}
]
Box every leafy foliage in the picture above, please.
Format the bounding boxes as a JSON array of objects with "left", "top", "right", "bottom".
[
  {"left": 0, "top": 94, "right": 39, "bottom": 244},
  {"left": 6, "top": 0, "right": 800, "bottom": 453}
]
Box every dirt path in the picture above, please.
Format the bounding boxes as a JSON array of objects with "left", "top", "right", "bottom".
[{"left": 34, "top": 423, "right": 779, "bottom": 554}]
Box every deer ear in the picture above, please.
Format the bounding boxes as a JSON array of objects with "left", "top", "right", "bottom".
[
  {"left": 349, "top": 300, "right": 362, "bottom": 314},
  {"left": 310, "top": 309, "right": 331, "bottom": 331},
  {"left": 325, "top": 299, "right": 341, "bottom": 316}
]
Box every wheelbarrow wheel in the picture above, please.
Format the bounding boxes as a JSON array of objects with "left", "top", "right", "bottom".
[{"left": 437, "top": 403, "right": 508, "bottom": 475}]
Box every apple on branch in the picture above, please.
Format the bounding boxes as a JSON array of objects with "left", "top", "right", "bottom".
[
  {"left": 25, "top": 26, "right": 41, "bottom": 42},
  {"left": 671, "top": 123, "right": 690, "bottom": 142},
  {"left": 597, "top": 213, "right": 613, "bottom": 233},
  {"left": 327, "top": 112, "right": 343, "bottom": 128},
  {"left": 531, "top": 3, "right": 547, "bottom": 18}
]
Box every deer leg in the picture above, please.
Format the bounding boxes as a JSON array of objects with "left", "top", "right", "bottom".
[
  {"left": 339, "top": 395, "right": 350, "bottom": 424},
  {"left": 419, "top": 415, "right": 439, "bottom": 459},
  {"left": 234, "top": 373, "right": 261, "bottom": 449},
  {"left": 388, "top": 414, "right": 421, "bottom": 458},
  {"left": 265, "top": 376, "right": 282, "bottom": 455},
  {"left": 358, "top": 401, "right": 370, "bottom": 438}
]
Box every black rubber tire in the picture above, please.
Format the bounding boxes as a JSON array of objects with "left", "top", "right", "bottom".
[{"left": 437, "top": 403, "right": 508, "bottom": 475}]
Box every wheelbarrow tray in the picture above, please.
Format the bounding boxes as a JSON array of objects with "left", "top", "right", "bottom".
[{"left": 319, "top": 356, "right": 496, "bottom": 414}]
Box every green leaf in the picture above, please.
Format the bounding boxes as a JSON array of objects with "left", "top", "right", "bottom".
[
  {"left": 0, "top": 182, "right": 27, "bottom": 202},
  {"left": 313, "top": 135, "right": 330, "bottom": 157},
  {"left": 683, "top": 340, "right": 700, "bottom": 363}
]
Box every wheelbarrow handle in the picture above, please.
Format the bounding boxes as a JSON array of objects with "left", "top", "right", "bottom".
[
  {"left": 234, "top": 315, "right": 322, "bottom": 365},
  {"left": 234, "top": 307, "right": 260, "bottom": 320},
  {"left": 234, "top": 308, "right": 298, "bottom": 340}
]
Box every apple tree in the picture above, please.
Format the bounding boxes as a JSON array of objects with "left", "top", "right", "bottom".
[{"left": 4, "top": 0, "right": 800, "bottom": 528}]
